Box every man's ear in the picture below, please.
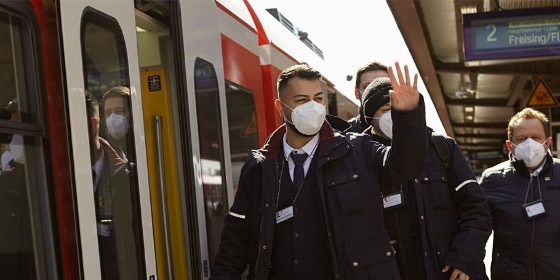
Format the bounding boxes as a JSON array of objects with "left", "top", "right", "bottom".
[
  {"left": 354, "top": 87, "right": 361, "bottom": 100},
  {"left": 274, "top": 99, "right": 285, "bottom": 118},
  {"left": 505, "top": 140, "right": 514, "bottom": 153},
  {"left": 90, "top": 117, "right": 100, "bottom": 136},
  {"left": 545, "top": 136, "right": 553, "bottom": 149}
]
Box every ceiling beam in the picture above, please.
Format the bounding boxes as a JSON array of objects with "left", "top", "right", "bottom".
[
  {"left": 451, "top": 122, "right": 508, "bottom": 128},
  {"left": 386, "top": 0, "right": 455, "bottom": 137},
  {"left": 443, "top": 97, "right": 509, "bottom": 106}
]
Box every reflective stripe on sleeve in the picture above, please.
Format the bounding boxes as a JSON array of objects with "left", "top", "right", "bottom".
[
  {"left": 382, "top": 146, "right": 391, "bottom": 167},
  {"left": 228, "top": 211, "right": 246, "bottom": 219},
  {"left": 455, "top": 179, "right": 477, "bottom": 191}
]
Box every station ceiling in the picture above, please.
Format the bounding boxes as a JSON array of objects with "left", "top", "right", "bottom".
[{"left": 387, "top": 0, "right": 560, "bottom": 171}]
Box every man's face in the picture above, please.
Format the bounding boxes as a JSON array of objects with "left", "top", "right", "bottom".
[
  {"left": 276, "top": 77, "right": 325, "bottom": 121},
  {"left": 104, "top": 96, "right": 130, "bottom": 118},
  {"left": 355, "top": 70, "right": 389, "bottom": 100},
  {"left": 506, "top": 119, "right": 552, "bottom": 152},
  {"left": 506, "top": 118, "right": 550, "bottom": 152}
]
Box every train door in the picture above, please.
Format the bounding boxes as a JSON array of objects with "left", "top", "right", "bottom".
[
  {"left": 134, "top": 0, "right": 233, "bottom": 278},
  {"left": 58, "top": 1, "right": 156, "bottom": 279}
]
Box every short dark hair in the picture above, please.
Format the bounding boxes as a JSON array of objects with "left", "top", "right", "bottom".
[
  {"left": 102, "top": 86, "right": 130, "bottom": 102},
  {"left": 507, "top": 107, "right": 549, "bottom": 140},
  {"left": 277, "top": 63, "right": 322, "bottom": 99},
  {"left": 355, "top": 61, "right": 388, "bottom": 88}
]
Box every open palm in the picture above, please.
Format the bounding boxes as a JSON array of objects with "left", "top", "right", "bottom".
[{"left": 387, "top": 62, "right": 419, "bottom": 111}]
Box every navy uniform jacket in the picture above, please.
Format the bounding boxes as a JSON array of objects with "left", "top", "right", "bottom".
[
  {"left": 211, "top": 100, "right": 427, "bottom": 280},
  {"left": 370, "top": 129, "right": 491, "bottom": 280},
  {"left": 479, "top": 154, "right": 560, "bottom": 280}
]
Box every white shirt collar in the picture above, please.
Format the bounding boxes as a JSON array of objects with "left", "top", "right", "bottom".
[{"left": 282, "top": 133, "right": 320, "bottom": 160}]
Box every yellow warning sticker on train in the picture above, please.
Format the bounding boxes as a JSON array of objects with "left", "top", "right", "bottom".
[{"left": 526, "top": 77, "right": 559, "bottom": 108}]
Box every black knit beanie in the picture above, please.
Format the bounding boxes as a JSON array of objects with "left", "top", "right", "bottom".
[{"left": 359, "top": 77, "right": 392, "bottom": 127}]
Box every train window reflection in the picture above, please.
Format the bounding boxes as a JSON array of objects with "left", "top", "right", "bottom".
[
  {"left": 225, "top": 82, "right": 258, "bottom": 196},
  {"left": 194, "top": 58, "right": 228, "bottom": 266},
  {"left": 81, "top": 10, "right": 145, "bottom": 280},
  {"left": 0, "top": 133, "right": 38, "bottom": 280},
  {"left": 0, "top": 10, "right": 34, "bottom": 124},
  {"left": 0, "top": 8, "right": 51, "bottom": 279}
]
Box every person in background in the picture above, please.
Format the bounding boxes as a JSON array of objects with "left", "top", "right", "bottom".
[
  {"left": 479, "top": 107, "right": 560, "bottom": 280},
  {"left": 85, "top": 91, "right": 132, "bottom": 279},
  {"left": 102, "top": 86, "right": 132, "bottom": 160},
  {"left": 100, "top": 86, "right": 144, "bottom": 279},
  {"left": 347, "top": 61, "right": 389, "bottom": 133},
  {"left": 361, "top": 77, "right": 492, "bottom": 280},
  {"left": 0, "top": 133, "right": 14, "bottom": 171},
  {"left": 210, "top": 62, "right": 428, "bottom": 280}
]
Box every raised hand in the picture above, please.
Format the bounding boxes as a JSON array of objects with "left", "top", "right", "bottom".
[{"left": 387, "top": 62, "right": 419, "bottom": 111}]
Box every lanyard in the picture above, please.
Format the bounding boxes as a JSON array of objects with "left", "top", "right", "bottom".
[
  {"left": 275, "top": 141, "right": 319, "bottom": 211},
  {"left": 275, "top": 158, "right": 305, "bottom": 211},
  {"left": 523, "top": 176, "right": 543, "bottom": 204}
]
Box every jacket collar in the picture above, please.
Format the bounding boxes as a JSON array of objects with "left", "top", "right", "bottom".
[
  {"left": 511, "top": 152, "right": 555, "bottom": 178},
  {"left": 258, "top": 121, "right": 335, "bottom": 160}
]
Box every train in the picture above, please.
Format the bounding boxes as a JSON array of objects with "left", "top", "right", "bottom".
[{"left": 0, "top": 0, "right": 358, "bottom": 279}]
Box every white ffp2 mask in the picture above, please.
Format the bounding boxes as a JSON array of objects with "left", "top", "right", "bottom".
[{"left": 282, "top": 100, "right": 326, "bottom": 136}]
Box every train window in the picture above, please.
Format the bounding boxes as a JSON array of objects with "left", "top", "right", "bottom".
[
  {"left": 0, "top": 10, "right": 39, "bottom": 126},
  {"left": 194, "top": 58, "right": 228, "bottom": 265},
  {"left": 80, "top": 9, "right": 145, "bottom": 280},
  {"left": 225, "top": 82, "right": 258, "bottom": 196},
  {"left": 0, "top": 7, "right": 51, "bottom": 280}
]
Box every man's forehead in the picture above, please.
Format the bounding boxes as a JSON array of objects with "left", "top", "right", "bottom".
[
  {"left": 512, "top": 119, "right": 545, "bottom": 135},
  {"left": 105, "top": 96, "right": 127, "bottom": 106}
]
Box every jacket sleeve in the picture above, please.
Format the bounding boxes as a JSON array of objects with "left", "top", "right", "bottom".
[
  {"left": 444, "top": 139, "right": 492, "bottom": 275},
  {"left": 211, "top": 160, "right": 261, "bottom": 280},
  {"left": 385, "top": 95, "right": 428, "bottom": 184}
]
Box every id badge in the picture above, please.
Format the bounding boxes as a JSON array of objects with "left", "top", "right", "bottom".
[
  {"left": 97, "top": 223, "right": 111, "bottom": 237},
  {"left": 383, "top": 192, "right": 404, "bottom": 210},
  {"left": 523, "top": 200, "right": 547, "bottom": 220},
  {"left": 276, "top": 206, "right": 294, "bottom": 224}
]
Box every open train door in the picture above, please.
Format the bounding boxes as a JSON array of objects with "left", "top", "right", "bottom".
[{"left": 58, "top": 0, "right": 156, "bottom": 279}]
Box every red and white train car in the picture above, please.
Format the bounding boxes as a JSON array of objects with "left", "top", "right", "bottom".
[{"left": 0, "top": 0, "right": 357, "bottom": 279}]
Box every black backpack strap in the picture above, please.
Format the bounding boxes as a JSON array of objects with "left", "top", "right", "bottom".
[{"left": 430, "top": 134, "right": 451, "bottom": 170}]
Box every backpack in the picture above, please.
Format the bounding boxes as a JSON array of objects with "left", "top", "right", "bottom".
[{"left": 430, "top": 133, "right": 451, "bottom": 170}]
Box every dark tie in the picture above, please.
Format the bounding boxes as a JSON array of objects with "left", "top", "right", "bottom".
[{"left": 290, "top": 152, "right": 308, "bottom": 187}]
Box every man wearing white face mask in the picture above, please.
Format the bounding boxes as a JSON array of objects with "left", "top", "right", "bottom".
[
  {"left": 358, "top": 77, "right": 492, "bottom": 280},
  {"left": 479, "top": 108, "right": 560, "bottom": 280},
  {"left": 102, "top": 86, "right": 132, "bottom": 160},
  {"left": 100, "top": 87, "right": 144, "bottom": 279},
  {"left": 211, "top": 62, "right": 429, "bottom": 280}
]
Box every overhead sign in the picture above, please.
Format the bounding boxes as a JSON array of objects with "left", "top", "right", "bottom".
[
  {"left": 526, "top": 77, "right": 559, "bottom": 108},
  {"left": 463, "top": 7, "right": 560, "bottom": 65}
]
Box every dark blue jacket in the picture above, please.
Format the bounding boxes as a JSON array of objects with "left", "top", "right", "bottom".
[
  {"left": 479, "top": 154, "right": 560, "bottom": 280},
  {"left": 371, "top": 128, "right": 491, "bottom": 280},
  {"left": 211, "top": 102, "right": 427, "bottom": 280},
  {"left": 347, "top": 115, "right": 366, "bottom": 133}
]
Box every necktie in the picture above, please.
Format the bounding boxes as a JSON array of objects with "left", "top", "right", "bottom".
[{"left": 290, "top": 152, "right": 308, "bottom": 187}]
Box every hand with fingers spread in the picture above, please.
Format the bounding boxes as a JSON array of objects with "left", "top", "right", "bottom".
[{"left": 387, "top": 62, "right": 419, "bottom": 111}]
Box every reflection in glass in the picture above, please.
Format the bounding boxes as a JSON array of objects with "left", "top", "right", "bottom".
[
  {"left": 0, "top": 133, "right": 36, "bottom": 279},
  {"left": 194, "top": 58, "right": 228, "bottom": 266},
  {"left": 0, "top": 9, "right": 38, "bottom": 280},
  {"left": 225, "top": 82, "right": 258, "bottom": 196},
  {"left": 81, "top": 10, "right": 144, "bottom": 280}
]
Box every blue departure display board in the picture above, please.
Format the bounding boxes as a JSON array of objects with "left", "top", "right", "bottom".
[{"left": 463, "top": 7, "right": 560, "bottom": 64}]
